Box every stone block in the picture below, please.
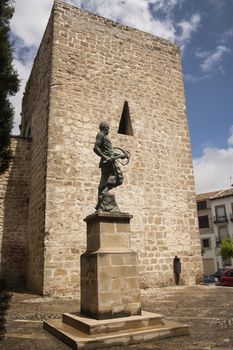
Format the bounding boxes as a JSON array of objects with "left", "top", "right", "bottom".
[
  {"left": 44, "top": 311, "right": 189, "bottom": 349},
  {"left": 101, "top": 233, "right": 130, "bottom": 249},
  {"left": 80, "top": 253, "right": 98, "bottom": 315},
  {"left": 124, "top": 277, "right": 139, "bottom": 290},
  {"left": 85, "top": 212, "right": 132, "bottom": 251},
  {"left": 99, "top": 265, "right": 120, "bottom": 279},
  {"left": 99, "top": 222, "right": 115, "bottom": 233},
  {"left": 115, "top": 222, "right": 131, "bottom": 233},
  {"left": 81, "top": 251, "right": 141, "bottom": 319},
  {"left": 81, "top": 212, "right": 141, "bottom": 319},
  {"left": 62, "top": 310, "right": 164, "bottom": 335},
  {"left": 14, "top": 0, "right": 203, "bottom": 297}
]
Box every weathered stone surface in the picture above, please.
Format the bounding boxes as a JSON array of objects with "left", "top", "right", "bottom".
[
  {"left": 81, "top": 212, "right": 141, "bottom": 319},
  {"left": 19, "top": 11, "right": 54, "bottom": 294},
  {"left": 85, "top": 212, "right": 132, "bottom": 253},
  {"left": 81, "top": 251, "right": 141, "bottom": 319},
  {"left": 2, "top": 0, "right": 203, "bottom": 296},
  {"left": 44, "top": 314, "right": 189, "bottom": 349},
  {"left": 0, "top": 137, "right": 31, "bottom": 287},
  {"left": 3, "top": 286, "right": 233, "bottom": 350},
  {"left": 62, "top": 310, "right": 164, "bottom": 335}
]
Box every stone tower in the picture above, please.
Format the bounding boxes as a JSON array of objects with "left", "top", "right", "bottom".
[{"left": 18, "top": 0, "right": 203, "bottom": 296}]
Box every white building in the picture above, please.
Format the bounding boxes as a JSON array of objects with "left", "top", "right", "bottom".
[
  {"left": 210, "top": 189, "right": 233, "bottom": 268},
  {"left": 196, "top": 188, "right": 233, "bottom": 275}
]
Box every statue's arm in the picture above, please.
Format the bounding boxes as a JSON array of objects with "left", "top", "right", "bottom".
[{"left": 93, "top": 133, "right": 111, "bottom": 161}]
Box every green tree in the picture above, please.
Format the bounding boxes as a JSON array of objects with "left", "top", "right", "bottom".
[
  {"left": 0, "top": 0, "right": 20, "bottom": 173},
  {"left": 219, "top": 236, "right": 233, "bottom": 259}
]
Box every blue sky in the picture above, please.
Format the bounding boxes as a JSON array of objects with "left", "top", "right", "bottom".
[
  {"left": 10, "top": 0, "right": 233, "bottom": 193},
  {"left": 181, "top": 0, "right": 233, "bottom": 158}
]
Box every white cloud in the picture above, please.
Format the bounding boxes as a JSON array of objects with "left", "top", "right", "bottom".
[
  {"left": 219, "top": 28, "right": 233, "bottom": 44},
  {"left": 10, "top": 0, "right": 54, "bottom": 134},
  {"left": 11, "top": 0, "right": 53, "bottom": 48},
  {"left": 187, "top": 44, "right": 231, "bottom": 82},
  {"left": 10, "top": 58, "right": 32, "bottom": 134},
  {"left": 228, "top": 126, "right": 233, "bottom": 146},
  {"left": 177, "top": 14, "right": 201, "bottom": 43},
  {"left": 184, "top": 73, "right": 209, "bottom": 83},
  {"left": 68, "top": 0, "right": 200, "bottom": 46},
  {"left": 193, "top": 126, "right": 233, "bottom": 193},
  {"left": 10, "top": 0, "right": 201, "bottom": 134},
  {"left": 69, "top": 0, "right": 174, "bottom": 42},
  {"left": 195, "top": 49, "right": 210, "bottom": 59},
  {"left": 198, "top": 45, "right": 230, "bottom": 73}
]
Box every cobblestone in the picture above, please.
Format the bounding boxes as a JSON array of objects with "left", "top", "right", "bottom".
[{"left": 1, "top": 285, "right": 233, "bottom": 349}]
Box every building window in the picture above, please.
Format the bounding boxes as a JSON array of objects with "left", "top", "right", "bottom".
[
  {"left": 198, "top": 215, "right": 209, "bottom": 228},
  {"left": 223, "top": 257, "right": 232, "bottom": 266},
  {"left": 118, "top": 101, "right": 134, "bottom": 136},
  {"left": 218, "top": 226, "right": 228, "bottom": 242},
  {"left": 197, "top": 201, "right": 207, "bottom": 210},
  {"left": 202, "top": 238, "right": 211, "bottom": 249},
  {"left": 231, "top": 203, "right": 233, "bottom": 222},
  {"left": 215, "top": 205, "right": 227, "bottom": 223}
]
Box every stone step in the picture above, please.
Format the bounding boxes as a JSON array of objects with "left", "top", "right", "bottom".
[
  {"left": 43, "top": 315, "right": 190, "bottom": 350},
  {"left": 62, "top": 310, "right": 165, "bottom": 335}
]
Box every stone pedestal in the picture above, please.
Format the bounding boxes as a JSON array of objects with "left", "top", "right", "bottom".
[
  {"left": 81, "top": 212, "right": 141, "bottom": 319},
  {"left": 44, "top": 211, "right": 190, "bottom": 349},
  {"left": 44, "top": 311, "right": 189, "bottom": 349}
]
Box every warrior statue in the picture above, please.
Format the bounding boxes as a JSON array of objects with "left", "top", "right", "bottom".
[{"left": 93, "top": 121, "right": 130, "bottom": 212}]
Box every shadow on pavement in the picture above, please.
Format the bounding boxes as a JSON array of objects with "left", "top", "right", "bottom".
[{"left": 0, "top": 279, "right": 12, "bottom": 341}]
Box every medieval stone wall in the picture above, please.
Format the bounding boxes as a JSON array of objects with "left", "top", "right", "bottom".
[
  {"left": 0, "top": 137, "right": 30, "bottom": 287},
  {"left": 20, "top": 12, "right": 54, "bottom": 293},
  {"left": 21, "top": 0, "right": 203, "bottom": 296},
  {"left": 45, "top": 1, "right": 203, "bottom": 295}
]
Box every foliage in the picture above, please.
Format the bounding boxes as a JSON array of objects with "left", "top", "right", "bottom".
[
  {"left": 219, "top": 236, "right": 233, "bottom": 259},
  {"left": 0, "top": 0, "right": 20, "bottom": 173}
]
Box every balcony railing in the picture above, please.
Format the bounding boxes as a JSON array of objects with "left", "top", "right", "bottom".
[{"left": 214, "top": 215, "right": 228, "bottom": 224}]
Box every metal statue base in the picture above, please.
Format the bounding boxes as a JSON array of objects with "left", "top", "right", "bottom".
[{"left": 95, "top": 193, "right": 120, "bottom": 212}]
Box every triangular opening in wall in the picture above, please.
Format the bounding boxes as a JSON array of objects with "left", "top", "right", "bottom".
[{"left": 118, "top": 101, "right": 133, "bottom": 136}]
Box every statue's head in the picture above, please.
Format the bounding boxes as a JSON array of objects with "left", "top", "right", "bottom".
[{"left": 99, "top": 121, "right": 109, "bottom": 135}]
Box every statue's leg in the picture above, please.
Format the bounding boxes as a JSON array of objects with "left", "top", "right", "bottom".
[
  {"left": 114, "top": 163, "right": 123, "bottom": 187},
  {"left": 98, "top": 165, "right": 111, "bottom": 195},
  {"left": 95, "top": 164, "right": 121, "bottom": 212}
]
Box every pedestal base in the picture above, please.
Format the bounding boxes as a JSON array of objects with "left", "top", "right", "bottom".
[
  {"left": 43, "top": 310, "right": 190, "bottom": 349},
  {"left": 44, "top": 212, "right": 190, "bottom": 347},
  {"left": 95, "top": 193, "right": 120, "bottom": 212},
  {"left": 81, "top": 212, "right": 141, "bottom": 319}
]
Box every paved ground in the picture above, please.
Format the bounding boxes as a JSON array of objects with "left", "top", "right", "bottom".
[{"left": 1, "top": 284, "right": 233, "bottom": 350}]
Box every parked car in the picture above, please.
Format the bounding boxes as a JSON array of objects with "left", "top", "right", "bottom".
[
  {"left": 219, "top": 269, "right": 233, "bottom": 287},
  {"left": 210, "top": 268, "right": 226, "bottom": 281},
  {"left": 203, "top": 275, "right": 217, "bottom": 284}
]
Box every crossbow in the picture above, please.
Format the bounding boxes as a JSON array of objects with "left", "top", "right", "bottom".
[
  {"left": 102, "top": 147, "right": 131, "bottom": 165},
  {"left": 112, "top": 147, "right": 131, "bottom": 166}
]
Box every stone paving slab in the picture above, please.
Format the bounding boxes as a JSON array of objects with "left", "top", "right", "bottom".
[{"left": 1, "top": 285, "right": 233, "bottom": 350}]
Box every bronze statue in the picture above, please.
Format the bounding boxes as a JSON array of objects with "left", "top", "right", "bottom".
[{"left": 94, "top": 121, "right": 130, "bottom": 212}]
